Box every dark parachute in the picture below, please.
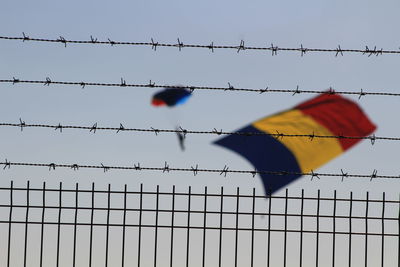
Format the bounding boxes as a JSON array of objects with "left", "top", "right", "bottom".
[{"left": 151, "top": 87, "right": 192, "bottom": 107}]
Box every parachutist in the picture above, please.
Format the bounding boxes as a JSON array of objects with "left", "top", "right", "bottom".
[{"left": 176, "top": 130, "right": 185, "bottom": 151}]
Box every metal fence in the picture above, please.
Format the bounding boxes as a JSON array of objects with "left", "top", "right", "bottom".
[{"left": 0, "top": 181, "right": 398, "bottom": 267}]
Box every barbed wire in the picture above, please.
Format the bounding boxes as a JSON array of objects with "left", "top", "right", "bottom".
[
  {"left": 0, "top": 160, "right": 398, "bottom": 180},
  {"left": 1, "top": 77, "right": 399, "bottom": 98},
  {"left": 1, "top": 33, "right": 399, "bottom": 56},
  {"left": 0, "top": 120, "right": 390, "bottom": 144}
]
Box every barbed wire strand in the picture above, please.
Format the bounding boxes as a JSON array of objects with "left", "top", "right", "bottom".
[
  {"left": 0, "top": 121, "right": 391, "bottom": 144},
  {"left": 0, "top": 160, "right": 398, "bottom": 180},
  {"left": 0, "top": 34, "right": 398, "bottom": 56},
  {"left": 1, "top": 78, "right": 399, "bottom": 97}
]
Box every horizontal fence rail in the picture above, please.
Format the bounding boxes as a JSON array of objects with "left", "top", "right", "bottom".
[
  {"left": 1, "top": 34, "right": 399, "bottom": 57},
  {"left": 0, "top": 182, "right": 398, "bottom": 267},
  {"left": 1, "top": 78, "right": 399, "bottom": 97}
]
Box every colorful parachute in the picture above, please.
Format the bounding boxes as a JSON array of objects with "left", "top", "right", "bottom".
[
  {"left": 151, "top": 87, "right": 192, "bottom": 107},
  {"left": 214, "top": 93, "right": 376, "bottom": 195}
]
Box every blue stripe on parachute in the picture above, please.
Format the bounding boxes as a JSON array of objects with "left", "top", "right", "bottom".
[{"left": 213, "top": 125, "right": 302, "bottom": 195}]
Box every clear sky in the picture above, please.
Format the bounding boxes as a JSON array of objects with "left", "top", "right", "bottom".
[{"left": 0, "top": 0, "right": 399, "bottom": 265}]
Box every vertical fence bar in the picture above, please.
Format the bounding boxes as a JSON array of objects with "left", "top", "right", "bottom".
[
  {"left": 7, "top": 181, "right": 13, "bottom": 267},
  {"left": 89, "top": 183, "right": 95, "bottom": 267},
  {"left": 105, "top": 184, "right": 111, "bottom": 267},
  {"left": 170, "top": 185, "right": 175, "bottom": 267},
  {"left": 121, "top": 184, "right": 127, "bottom": 267},
  {"left": 380, "top": 192, "right": 385, "bottom": 267},
  {"left": 300, "top": 189, "right": 304, "bottom": 267},
  {"left": 73, "top": 183, "right": 78, "bottom": 267},
  {"left": 202, "top": 186, "right": 208, "bottom": 267},
  {"left": 138, "top": 183, "right": 143, "bottom": 267},
  {"left": 186, "top": 186, "right": 191, "bottom": 267},
  {"left": 283, "top": 188, "right": 288, "bottom": 267},
  {"left": 316, "top": 190, "right": 320, "bottom": 267},
  {"left": 23, "top": 181, "right": 30, "bottom": 267},
  {"left": 218, "top": 187, "right": 224, "bottom": 267},
  {"left": 56, "top": 182, "right": 62, "bottom": 267},
  {"left": 3, "top": 183, "right": 397, "bottom": 267},
  {"left": 40, "top": 182, "right": 46, "bottom": 267},
  {"left": 398, "top": 194, "right": 400, "bottom": 267},
  {"left": 364, "top": 192, "right": 369, "bottom": 267},
  {"left": 154, "top": 185, "right": 159, "bottom": 267},
  {"left": 348, "top": 192, "right": 353, "bottom": 267},
  {"left": 267, "top": 189, "right": 272, "bottom": 267},
  {"left": 332, "top": 190, "right": 337, "bottom": 267},
  {"left": 250, "top": 188, "right": 256, "bottom": 267},
  {"left": 234, "top": 187, "right": 240, "bottom": 267}
]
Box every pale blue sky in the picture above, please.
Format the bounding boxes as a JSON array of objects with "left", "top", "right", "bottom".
[
  {"left": 1, "top": 0, "right": 399, "bottom": 197},
  {"left": 1, "top": 1, "right": 400, "bottom": 266}
]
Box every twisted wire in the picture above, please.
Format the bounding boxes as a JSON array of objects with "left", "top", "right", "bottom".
[
  {"left": 0, "top": 121, "right": 391, "bottom": 144},
  {"left": 1, "top": 78, "right": 399, "bottom": 97},
  {"left": 0, "top": 34, "right": 398, "bottom": 56},
  {"left": 0, "top": 160, "right": 398, "bottom": 180}
]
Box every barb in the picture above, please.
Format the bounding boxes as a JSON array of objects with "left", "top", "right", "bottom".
[
  {"left": 370, "top": 169, "right": 378, "bottom": 181},
  {"left": 19, "top": 118, "right": 25, "bottom": 132},
  {"left": 308, "top": 131, "right": 315, "bottom": 141},
  {"left": 71, "top": 164, "right": 79, "bottom": 171},
  {"left": 259, "top": 87, "right": 268, "bottom": 94},
  {"left": 12, "top": 77, "right": 20, "bottom": 84},
  {"left": 292, "top": 85, "right": 301, "bottom": 96},
  {"left": 220, "top": 165, "right": 229, "bottom": 177},
  {"left": 44, "top": 77, "right": 51, "bottom": 86},
  {"left": 150, "top": 127, "right": 160, "bottom": 135},
  {"left": 0, "top": 160, "right": 399, "bottom": 179},
  {"left": 178, "top": 126, "right": 187, "bottom": 139},
  {"left": 90, "top": 35, "right": 98, "bottom": 43},
  {"left": 275, "top": 130, "right": 284, "bottom": 140},
  {"left": 151, "top": 38, "right": 158, "bottom": 51},
  {"left": 1, "top": 78, "right": 399, "bottom": 97},
  {"left": 90, "top": 123, "right": 97, "bottom": 133},
  {"left": 49, "top": 163, "right": 56, "bottom": 171},
  {"left": 107, "top": 38, "right": 116, "bottom": 46},
  {"left": 3, "top": 159, "right": 10, "bottom": 170},
  {"left": 134, "top": 162, "right": 141, "bottom": 170},
  {"left": 310, "top": 170, "right": 320, "bottom": 181},
  {"left": 57, "top": 36, "right": 67, "bottom": 47},
  {"left": 55, "top": 123, "right": 63, "bottom": 133},
  {"left": 176, "top": 38, "right": 183, "bottom": 51},
  {"left": 120, "top": 78, "right": 126, "bottom": 87},
  {"left": 0, "top": 121, "right": 396, "bottom": 142},
  {"left": 22, "top": 32, "right": 30, "bottom": 42},
  {"left": 116, "top": 123, "right": 125, "bottom": 133},
  {"left": 191, "top": 164, "right": 199, "bottom": 176},
  {"left": 341, "top": 169, "right": 348, "bottom": 182},
  {"left": 163, "top": 161, "right": 170, "bottom": 173},
  {"left": 270, "top": 43, "right": 278, "bottom": 56},
  {"left": 237, "top": 40, "right": 245, "bottom": 53},
  {"left": 208, "top": 42, "right": 214, "bottom": 53},
  {"left": 335, "top": 45, "right": 343, "bottom": 57},
  {"left": 300, "top": 44, "right": 307, "bottom": 57},
  {"left": 101, "top": 163, "right": 110, "bottom": 172},
  {"left": 359, "top": 88, "right": 367, "bottom": 99},
  {"left": 1, "top": 34, "right": 400, "bottom": 56}
]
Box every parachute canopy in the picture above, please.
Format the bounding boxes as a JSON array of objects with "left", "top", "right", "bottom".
[
  {"left": 214, "top": 93, "right": 376, "bottom": 195},
  {"left": 151, "top": 87, "right": 192, "bottom": 107}
]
